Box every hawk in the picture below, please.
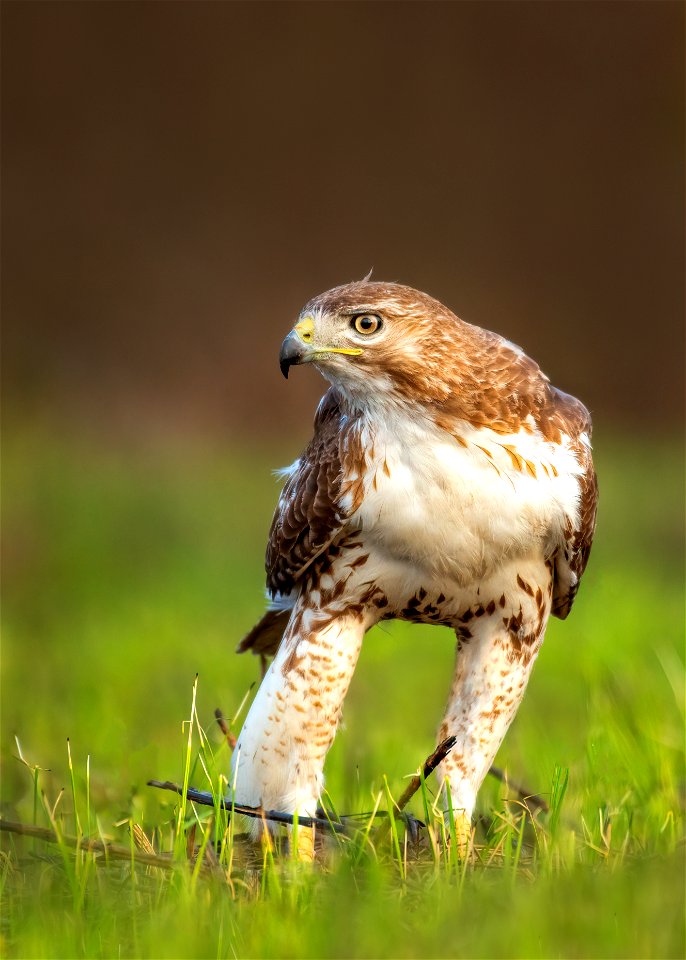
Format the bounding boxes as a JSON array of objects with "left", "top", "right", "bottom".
[{"left": 232, "top": 281, "right": 597, "bottom": 857}]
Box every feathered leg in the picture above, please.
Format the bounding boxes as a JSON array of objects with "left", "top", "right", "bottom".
[
  {"left": 436, "top": 562, "right": 552, "bottom": 846},
  {"left": 232, "top": 601, "right": 368, "bottom": 859}
]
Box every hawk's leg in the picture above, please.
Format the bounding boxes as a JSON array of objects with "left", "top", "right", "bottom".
[
  {"left": 436, "top": 569, "right": 551, "bottom": 845},
  {"left": 232, "top": 603, "right": 368, "bottom": 859}
]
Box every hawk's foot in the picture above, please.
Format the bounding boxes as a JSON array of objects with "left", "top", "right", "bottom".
[
  {"left": 445, "top": 809, "right": 473, "bottom": 858},
  {"left": 292, "top": 824, "right": 315, "bottom": 862}
]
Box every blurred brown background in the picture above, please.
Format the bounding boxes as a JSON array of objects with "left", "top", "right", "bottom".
[{"left": 2, "top": 1, "right": 684, "bottom": 442}]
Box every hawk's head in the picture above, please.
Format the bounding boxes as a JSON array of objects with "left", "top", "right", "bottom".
[{"left": 279, "top": 281, "right": 472, "bottom": 405}]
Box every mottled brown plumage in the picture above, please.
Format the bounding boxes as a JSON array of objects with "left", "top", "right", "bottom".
[
  {"left": 233, "top": 280, "right": 597, "bottom": 857},
  {"left": 252, "top": 281, "right": 596, "bottom": 638},
  {"left": 265, "top": 392, "right": 346, "bottom": 597}
]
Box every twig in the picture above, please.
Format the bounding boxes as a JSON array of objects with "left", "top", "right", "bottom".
[
  {"left": 0, "top": 819, "right": 180, "bottom": 872},
  {"left": 147, "top": 780, "right": 348, "bottom": 834},
  {"left": 375, "top": 736, "right": 457, "bottom": 844},
  {"left": 214, "top": 708, "right": 237, "bottom": 750},
  {"left": 396, "top": 736, "right": 457, "bottom": 812},
  {"left": 487, "top": 765, "right": 549, "bottom": 813}
]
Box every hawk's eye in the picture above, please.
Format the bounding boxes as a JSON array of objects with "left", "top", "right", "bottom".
[{"left": 351, "top": 314, "right": 382, "bottom": 335}]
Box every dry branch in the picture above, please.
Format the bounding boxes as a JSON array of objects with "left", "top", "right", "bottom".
[
  {"left": 374, "top": 735, "right": 457, "bottom": 844},
  {"left": 0, "top": 819, "right": 179, "bottom": 871},
  {"left": 147, "top": 780, "right": 348, "bottom": 834}
]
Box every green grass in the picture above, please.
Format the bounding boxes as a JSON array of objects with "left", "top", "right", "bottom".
[{"left": 1, "top": 426, "right": 684, "bottom": 959}]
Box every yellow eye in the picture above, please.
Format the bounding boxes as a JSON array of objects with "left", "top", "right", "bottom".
[{"left": 352, "top": 314, "right": 382, "bottom": 335}]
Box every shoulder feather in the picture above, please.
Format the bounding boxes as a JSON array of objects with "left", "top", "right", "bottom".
[{"left": 265, "top": 390, "right": 346, "bottom": 597}]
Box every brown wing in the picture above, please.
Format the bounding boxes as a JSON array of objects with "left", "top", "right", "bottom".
[
  {"left": 265, "top": 389, "right": 347, "bottom": 598},
  {"left": 549, "top": 388, "right": 598, "bottom": 620}
]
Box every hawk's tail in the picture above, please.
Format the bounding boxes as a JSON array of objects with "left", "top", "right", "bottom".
[{"left": 236, "top": 608, "right": 290, "bottom": 657}]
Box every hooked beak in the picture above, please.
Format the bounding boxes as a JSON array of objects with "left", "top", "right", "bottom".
[{"left": 279, "top": 330, "right": 309, "bottom": 379}]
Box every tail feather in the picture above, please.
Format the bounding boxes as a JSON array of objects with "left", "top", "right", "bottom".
[{"left": 236, "top": 608, "right": 291, "bottom": 657}]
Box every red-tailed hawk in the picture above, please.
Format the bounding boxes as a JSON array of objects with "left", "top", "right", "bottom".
[{"left": 232, "top": 281, "right": 597, "bottom": 857}]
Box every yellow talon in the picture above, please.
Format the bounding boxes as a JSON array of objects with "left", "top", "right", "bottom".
[
  {"left": 451, "top": 810, "right": 473, "bottom": 858},
  {"left": 293, "top": 824, "right": 315, "bottom": 862}
]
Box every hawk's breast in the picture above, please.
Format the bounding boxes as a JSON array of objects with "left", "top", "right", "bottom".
[{"left": 343, "top": 413, "right": 584, "bottom": 586}]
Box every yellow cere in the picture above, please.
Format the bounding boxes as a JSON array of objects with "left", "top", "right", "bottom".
[{"left": 294, "top": 316, "right": 315, "bottom": 343}]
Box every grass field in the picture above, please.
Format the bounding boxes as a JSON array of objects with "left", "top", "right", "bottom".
[{"left": 1, "top": 426, "right": 684, "bottom": 959}]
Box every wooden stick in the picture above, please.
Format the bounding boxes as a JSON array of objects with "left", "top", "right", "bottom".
[
  {"left": 374, "top": 736, "right": 457, "bottom": 844},
  {"left": 0, "top": 819, "right": 179, "bottom": 872},
  {"left": 396, "top": 736, "right": 457, "bottom": 812},
  {"left": 147, "top": 780, "right": 348, "bottom": 834}
]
